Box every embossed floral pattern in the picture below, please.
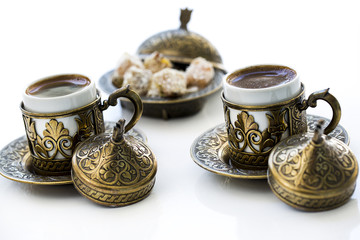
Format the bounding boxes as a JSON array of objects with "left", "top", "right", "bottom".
[
  {"left": 191, "top": 116, "right": 348, "bottom": 179},
  {"left": 223, "top": 94, "right": 309, "bottom": 168},
  {"left": 271, "top": 133, "right": 356, "bottom": 191},
  {"left": 21, "top": 103, "right": 105, "bottom": 174},
  {"left": 74, "top": 135, "right": 154, "bottom": 187},
  {"left": 0, "top": 123, "right": 145, "bottom": 185}
]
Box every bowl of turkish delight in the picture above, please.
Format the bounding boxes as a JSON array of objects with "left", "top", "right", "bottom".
[{"left": 98, "top": 8, "right": 225, "bottom": 118}]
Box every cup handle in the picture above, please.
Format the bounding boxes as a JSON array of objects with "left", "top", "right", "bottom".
[
  {"left": 297, "top": 88, "right": 341, "bottom": 134},
  {"left": 100, "top": 85, "right": 143, "bottom": 133}
]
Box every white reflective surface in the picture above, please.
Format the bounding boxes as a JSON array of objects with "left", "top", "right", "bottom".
[{"left": 0, "top": 1, "right": 360, "bottom": 240}]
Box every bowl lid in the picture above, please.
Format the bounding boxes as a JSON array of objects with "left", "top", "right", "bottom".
[
  {"left": 268, "top": 120, "right": 358, "bottom": 211},
  {"left": 71, "top": 120, "right": 157, "bottom": 207},
  {"left": 137, "top": 8, "right": 225, "bottom": 72}
]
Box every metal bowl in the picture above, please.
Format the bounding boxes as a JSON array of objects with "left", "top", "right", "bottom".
[
  {"left": 99, "top": 68, "right": 223, "bottom": 119},
  {"left": 99, "top": 9, "right": 225, "bottom": 119}
]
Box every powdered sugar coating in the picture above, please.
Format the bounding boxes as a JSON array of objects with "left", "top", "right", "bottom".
[
  {"left": 147, "top": 68, "right": 187, "bottom": 97},
  {"left": 123, "top": 66, "right": 152, "bottom": 95},
  {"left": 186, "top": 57, "right": 214, "bottom": 88},
  {"left": 112, "top": 53, "right": 144, "bottom": 88}
]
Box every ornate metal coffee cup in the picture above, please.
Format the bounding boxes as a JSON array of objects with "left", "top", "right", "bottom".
[
  {"left": 21, "top": 74, "right": 142, "bottom": 176},
  {"left": 222, "top": 65, "right": 341, "bottom": 170}
]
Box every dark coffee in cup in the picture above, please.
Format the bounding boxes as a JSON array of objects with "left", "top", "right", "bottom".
[
  {"left": 26, "top": 75, "right": 90, "bottom": 98},
  {"left": 227, "top": 65, "right": 297, "bottom": 89},
  {"left": 222, "top": 64, "right": 341, "bottom": 170},
  {"left": 21, "top": 73, "right": 143, "bottom": 176}
]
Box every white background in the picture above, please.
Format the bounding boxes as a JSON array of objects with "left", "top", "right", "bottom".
[{"left": 0, "top": 0, "right": 360, "bottom": 239}]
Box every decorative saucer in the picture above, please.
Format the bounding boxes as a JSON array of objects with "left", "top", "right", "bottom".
[
  {"left": 0, "top": 122, "right": 147, "bottom": 185},
  {"left": 190, "top": 115, "right": 349, "bottom": 179}
]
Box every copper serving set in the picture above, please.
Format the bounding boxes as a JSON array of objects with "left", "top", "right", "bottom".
[{"left": 0, "top": 9, "right": 357, "bottom": 211}]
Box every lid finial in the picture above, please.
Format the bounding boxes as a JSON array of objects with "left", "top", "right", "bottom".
[
  {"left": 180, "top": 8, "right": 192, "bottom": 30},
  {"left": 112, "top": 119, "right": 126, "bottom": 143},
  {"left": 312, "top": 119, "right": 325, "bottom": 144}
]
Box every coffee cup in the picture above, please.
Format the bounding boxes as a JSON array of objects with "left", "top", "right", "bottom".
[
  {"left": 222, "top": 65, "right": 341, "bottom": 170},
  {"left": 21, "top": 74, "right": 142, "bottom": 176}
]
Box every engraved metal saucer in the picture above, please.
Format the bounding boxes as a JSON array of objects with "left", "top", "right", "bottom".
[
  {"left": 190, "top": 115, "right": 349, "bottom": 179},
  {"left": 0, "top": 122, "right": 147, "bottom": 185}
]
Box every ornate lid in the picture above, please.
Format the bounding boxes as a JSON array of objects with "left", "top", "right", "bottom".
[
  {"left": 268, "top": 120, "right": 358, "bottom": 211},
  {"left": 71, "top": 119, "right": 157, "bottom": 207},
  {"left": 137, "top": 8, "right": 225, "bottom": 72}
]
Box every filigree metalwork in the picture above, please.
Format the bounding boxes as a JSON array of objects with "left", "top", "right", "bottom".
[
  {"left": 0, "top": 122, "right": 146, "bottom": 185},
  {"left": 190, "top": 115, "right": 349, "bottom": 179},
  {"left": 227, "top": 110, "right": 287, "bottom": 153},
  {"left": 268, "top": 122, "right": 357, "bottom": 211},
  {"left": 21, "top": 98, "right": 106, "bottom": 175},
  {"left": 222, "top": 90, "right": 307, "bottom": 169},
  {"left": 268, "top": 176, "right": 355, "bottom": 211},
  {"left": 74, "top": 135, "right": 154, "bottom": 187},
  {"left": 73, "top": 174, "right": 155, "bottom": 206},
  {"left": 24, "top": 117, "right": 73, "bottom": 174},
  {"left": 72, "top": 120, "right": 156, "bottom": 207},
  {"left": 225, "top": 107, "right": 292, "bottom": 169},
  {"left": 272, "top": 136, "right": 356, "bottom": 191},
  {"left": 94, "top": 107, "right": 105, "bottom": 134},
  {"left": 289, "top": 102, "right": 307, "bottom": 135},
  {"left": 35, "top": 119, "right": 73, "bottom": 160},
  {"left": 190, "top": 123, "right": 268, "bottom": 179},
  {"left": 75, "top": 111, "right": 95, "bottom": 142}
]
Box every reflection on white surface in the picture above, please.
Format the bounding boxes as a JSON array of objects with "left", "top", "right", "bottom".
[{"left": 195, "top": 173, "right": 360, "bottom": 240}]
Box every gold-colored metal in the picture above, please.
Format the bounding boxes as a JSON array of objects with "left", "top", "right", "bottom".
[
  {"left": 222, "top": 86, "right": 307, "bottom": 170},
  {"left": 102, "top": 8, "right": 225, "bottom": 118},
  {"left": 20, "top": 86, "right": 142, "bottom": 176},
  {"left": 221, "top": 85, "right": 341, "bottom": 170},
  {"left": 190, "top": 115, "right": 349, "bottom": 180},
  {"left": 21, "top": 95, "right": 105, "bottom": 176},
  {"left": 71, "top": 119, "right": 157, "bottom": 207},
  {"left": 0, "top": 122, "right": 146, "bottom": 185},
  {"left": 137, "top": 8, "right": 225, "bottom": 72},
  {"left": 190, "top": 123, "right": 268, "bottom": 179},
  {"left": 297, "top": 88, "right": 341, "bottom": 134},
  {"left": 268, "top": 120, "right": 358, "bottom": 211},
  {"left": 100, "top": 85, "right": 143, "bottom": 133}
]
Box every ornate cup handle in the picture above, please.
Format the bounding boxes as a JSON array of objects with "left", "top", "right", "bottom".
[
  {"left": 297, "top": 88, "right": 341, "bottom": 134},
  {"left": 100, "top": 85, "right": 143, "bottom": 133}
]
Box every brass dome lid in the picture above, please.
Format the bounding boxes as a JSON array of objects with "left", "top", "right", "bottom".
[
  {"left": 137, "top": 8, "right": 225, "bottom": 72},
  {"left": 71, "top": 119, "right": 157, "bottom": 207},
  {"left": 268, "top": 120, "right": 358, "bottom": 211}
]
